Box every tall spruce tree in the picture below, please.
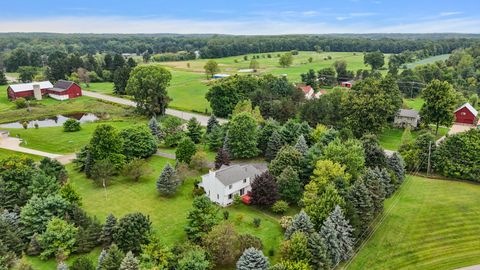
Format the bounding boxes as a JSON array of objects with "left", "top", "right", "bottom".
[
  {"left": 387, "top": 153, "right": 405, "bottom": 186},
  {"left": 101, "top": 214, "right": 117, "bottom": 247},
  {"left": 207, "top": 125, "right": 224, "bottom": 151},
  {"left": 307, "top": 232, "right": 332, "bottom": 270},
  {"left": 294, "top": 135, "right": 309, "bottom": 155},
  {"left": 99, "top": 244, "right": 124, "bottom": 270},
  {"left": 285, "top": 210, "right": 315, "bottom": 239},
  {"left": 187, "top": 117, "right": 203, "bottom": 144},
  {"left": 265, "top": 130, "right": 284, "bottom": 161},
  {"left": 363, "top": 167, "right": 386, "bottom": 214},
  {"left": 347, "top": 179, "right": 374, "bottom": 235},
  {"left": 96, "top": 249, "right": 107, "bottom": 270},
  {"left": 206, "top": 115, "right": 219, "bottom": 134},
  {"left": 236, "top": 248, "right": 269, "bottom": 270},
  {"left": 379, "top": 167, "right": 394, "bottom": 198},
  {"left": 119, "top": 251, "right": 139, "bottom": 270},
  {"left": 320, "top": 206, "right": 354, "bottom": 265},
  {"left": 156, "top": 163, "right": 178, "bottom": 196},
  {"left": 185, "top": 196, "right": 220, "bottom": 243},
  {"left": 148, "top": 117, "right": 160, "bottom": 137},
  {"left": 214, "top": 148, "right": 230, "bottom": 169},
  {"left": 277, "top": 166, "right": 303, "bottom": 205}
]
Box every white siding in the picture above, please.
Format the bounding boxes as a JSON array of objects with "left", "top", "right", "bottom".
[
  {"left": 199, "top": 170, "right": 254, "bottom": 207},
  {"left": 49, "top": 93, "right": 69, "bottom": 101}
]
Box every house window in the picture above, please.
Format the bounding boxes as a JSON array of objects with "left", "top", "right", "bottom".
[
  {"left": 229, "top": 184, "right": 233, "bottom": 189},
  {"left": 461, "top": 112, "right": 466, "bottom": 116},
  {"left": 228, "top": 194, "right": 233, "bottom": 199},
  {"left": 240, "top": 188, "right": 245, "bottom": 196},
  {"left": 243, "top": 179, "right": 247, "bottom": 183}
]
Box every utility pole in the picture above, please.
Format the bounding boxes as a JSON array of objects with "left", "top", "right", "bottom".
[{"left": 427, "top": 141, "right": 432, "bottom": 176}]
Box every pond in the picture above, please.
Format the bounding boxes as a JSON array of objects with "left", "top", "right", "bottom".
[{"left": 0, "top": 113, "right": 99, "bottom": 129}]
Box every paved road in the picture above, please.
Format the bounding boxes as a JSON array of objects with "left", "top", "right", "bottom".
[
  {"left": 456, "top": 266, "right": 480, "bottom": 270},
  {"left": 82, "top": 90, "right": 227, "bottom": 126}
]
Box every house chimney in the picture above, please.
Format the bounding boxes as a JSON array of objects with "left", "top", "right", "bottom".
[{"left": 33, "top": 84, "right": 42, "bottom": 100}]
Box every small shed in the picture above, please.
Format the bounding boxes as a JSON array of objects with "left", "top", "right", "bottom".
[
  {"left": 394, "top": 109, "right": 420, "bottom": 128},
  {"left": 454, "top": 103, "right": 478, "bottom": 125}
]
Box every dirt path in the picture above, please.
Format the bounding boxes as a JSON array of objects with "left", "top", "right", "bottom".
[
  {"left": 82, "top": 90, "right": 227, "bottom": 126},
  {"left": 0, "top": 137, "right": 75, "bottom": 164}
]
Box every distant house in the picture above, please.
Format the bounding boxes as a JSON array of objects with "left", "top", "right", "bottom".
[
  {"left": 297, "top": 84, "right": 315, "bottom": 99},
  {"left": 198, "top": 164, "right": 261, "bottom": 207},
  {"left": 454, "top": 103, "right": 478, "bottom": 125},
  {"left": 7, "top": 81, "right": 53, "bottom": 100},
  {"left": 7, "top": 80, "right": 82, "bottom": 101},
  {"left": 394, "top": 109, "right": 420, "bottom": 128},
  {"left": 341, "top": 81, "right": 353, "bottom": 88},
  {"left": 47, "top": 80, "right": 82, "bottom": 100}
]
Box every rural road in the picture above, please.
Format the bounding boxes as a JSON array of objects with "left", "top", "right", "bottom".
[
  {"left": 0, "top": 136, "right": 75, "bottom": 164},
  {"left": 82, "top": 90, "right": 227, "bottom": 126},
  {"left": 456, "top": 266, "right": 480, "bottom": 270}
]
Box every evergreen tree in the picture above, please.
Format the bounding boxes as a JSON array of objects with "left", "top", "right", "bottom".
[
  {"left": 71, "top": 257, "right": 95, "bottom": 270},
  {"left": 156, "top": 163, "right": 179, "bottom": 196},
  {"left": 363, "top": 167, "right": 386, "bottom": 214},
  {"left": 76, "top": 217, "right": 103, "bottom": 253},
  {"left": 185, "top": 196, "right": 220, "bottom": 243},
  {"left": 187, "top": 117, "right": 203, "bottom": 144},
  {"left": 57, "top": 262, "right": 68, "bottom": 270},
  {"left": 148, "top": 117, "right": 160, "bottom": 137},
  {"left": 84, "top": 150, "right": 94, "bottom": 179},
  {"left": 177, "top": 249, "right": 211, "bottom": 270},
  {"left": 99, "top": 244, "right": 124, "bottom": 270},
  {"left": 113, "top": 213, "right": 152, "bottom": 254},
  {"left": 347, "top": 179, "right": 374, "bottom": 235},
  {"left": 308, "top": 232, "right": 332, "bottom": 270},
  {"left": 257, "top": 119, "right": 281, "bottom": 154},
  {"left": 236, "top": 248, "right": 269, "bottom": 270},
  {"left": 320, "top": 206, "right": 354, "bottom": 265},
  {"left": 294, "top": 135, "right": 308, "bottom": 155},
  {"left": 280, "top": 231, "right": 310, "bottom": 263},
  {"left": 285, "top": 210, "right": 315, "bottom": 239},
  {"left": 206, "top": 115, "right": 219, "bottom": 134},
  {"left": 26, "top": 233, "right": 41, "bottom": 256},
  {"left": 269, "top": 145, "right": 302, "bottom": 177},
  {"left": 207, "top": 125, "right": 224, "bottom": 151},
  {"left": 387, "top": 153, "right": 405, "bottom": 186},
  {"left": 0, "top": 70, "right": 7, "bottom": 85},
  {"left": 277, "top": 166, "right": 303, "bottom": 205},
  {"left": 251, "top": 172, "right": 279, "bottom": 207},
  {"left": 265, "top": 130, "right": 284, "bottom": 161},
  {"left": 299, "top": 143, "right": 323, "bottom": 185},
  {"left": 227, "top": 112, "right": 259, "bottom": 159},
  {"left": 96, "top": 250, "right": 107, "bottom": 270},
  {"left": 119, "top": 251, "right": 139, "bottom": 270},
  {"left": 214, "top": 148, "right": 230, "bottom": 169},
  {"left": 101, "top": 214, "right": 117, "bottom": 247},
  {"left": 176, "top": 137, "right": 197, "bottom": 164},
  {"left": 362, "top": 134, "right": 386, "bottom": 168},
  {"left": 379, "top": 168, "right": 394, "bottom": 198}
]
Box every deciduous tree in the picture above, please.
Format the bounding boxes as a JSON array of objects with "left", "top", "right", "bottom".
[
  {"left": 420, "top": 80, "right": 457, "bottom": 135},
  {"left": 277, "top": 166, "right": 303, "bottom": 205},
  {"left": 251, "top": 172, "right": 278, "bottom": 207},
  {"left": 176, "top": 137, "right": 197, "bottom": 164},
  {"left": 113, "top": 213, "right": 152, "bottom": 254},
  {"left": 227, "top": 112, "right": 259, "bottom": 159},
  {"left": 185, "top": 196, "right": 220, "bottom": 242}
]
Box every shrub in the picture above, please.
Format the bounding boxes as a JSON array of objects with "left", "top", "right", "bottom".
[
  {"left": 253, "top": 218, "right": 261, "bottom": 228},
  {"left": 15, "top": 97, "right": 27, "bottom": 109},
  {"left": 120, "top": 125, "right": 158, "bottom": 159},
  {"left": 272, "top": 200, "right": 289, "bottom": 214},
  {"left": 63, "top": 119, "right": 81, "bottom": 132},
  {"left": 280, "top": 216, "right": 293, "bottom": 230}
]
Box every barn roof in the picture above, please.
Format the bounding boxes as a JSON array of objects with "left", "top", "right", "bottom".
[
  {"left": 298, "top": 85, "right": 313, "bottom": 94},
  {"left": 8, "top": 81, "right": 53, "bottom": 93},
  {"left": 455, "top": 103, "right": 478, "bottom": 117},
  {"left": 49, "top": 80, "right": 75, "bottom": 92},
  {"left": 214, "top": 164, "right": 260, "bottom": 186},
  {"left": 397, "top": 109, "right": 420, "bottom": 119}
]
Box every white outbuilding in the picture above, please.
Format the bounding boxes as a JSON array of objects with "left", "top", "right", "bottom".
[{"left": 199, "top": 164, "right": 261, "bottom": 207}]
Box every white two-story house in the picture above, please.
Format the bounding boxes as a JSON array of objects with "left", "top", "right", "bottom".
[{"left": 199, "top": 164, "right": 261, "bottom": 207}]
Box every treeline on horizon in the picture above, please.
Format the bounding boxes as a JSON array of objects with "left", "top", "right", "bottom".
[{"left": 1, "top": 33, "right": 479, "bottom": 59}]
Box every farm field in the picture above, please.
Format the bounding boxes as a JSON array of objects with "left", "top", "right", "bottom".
[
  {"left": 347, "top": 175, "right": 480, "bottom": 270},
  {"left": 378, "top": 125, "right": 448, "bottom": 151},
  {"left": 27, "top": 157, "right": 284, "bottom": 269},
  {"left": 405, "top": 54, "right": 450, "bottom": 69}
]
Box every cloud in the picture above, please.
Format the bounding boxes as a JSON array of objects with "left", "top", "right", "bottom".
[
  {"left": 336, "top": 12, "right": 376, "bottom": 21},
  {"left": 439, "top": 11, "right": 463, "bottom": 17},
  {"left": 0, "top": 16, "right": 478, "bottom": 34}
]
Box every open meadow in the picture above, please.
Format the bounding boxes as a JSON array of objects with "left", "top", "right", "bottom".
[{"left": 347, "top": 175, "right": 480, "bottom": 270}]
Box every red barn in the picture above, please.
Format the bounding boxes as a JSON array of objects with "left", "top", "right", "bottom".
[
  {"left": 47, "top": 80, "right": 82, "bottom": 100},
  {"left": 454, "top": 103, "right": 478, "bottom": 125},
  {"left": 7, "top": 81, "right": 53, "bottom": 100}
]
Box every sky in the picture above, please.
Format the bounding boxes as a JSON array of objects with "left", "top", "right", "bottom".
[{"left": 0, "top": 0, "right": 479, "bottom": 34}]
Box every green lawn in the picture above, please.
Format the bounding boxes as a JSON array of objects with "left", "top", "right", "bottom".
[
  {"left": 0, "top": 148, "right": 42, "bottom": 161},
  {"left": 378, "top": 126, "right": 449, "bottom": 151},
  {"left": 28, "top": 156, "right": 283, "bottom": 269},
  {"left": 404, "top": 98, "right": 425, "bottom": 111},
  {"left": 80, "top": 82, "right": 115, "bottom": 94},
  {"left": 6, "top": 119, "right": 144, "bottom": 154},
  {"left": 405, "top": 54, "right": 450, "bottom": 69},
  {"left": 347, "top": 175, "right": 480, "bottom": 270}
]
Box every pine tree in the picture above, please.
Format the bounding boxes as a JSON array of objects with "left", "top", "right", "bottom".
[
  {"left": 265, "top": 130, "right": 284, "bottom": 161},
  {"left": 387, "top": 152, "right": 405, "bottom": 186},
  {"left": 379, "top": 167, "right": 394, "bottom": 198},
  {"left": 185, "top": 196, "right": 220, "bottom": 242},
  {"left": 96, "top": 249, "right": 107, "bottom": 270},
  {"left": 307, "top": 232, "right": 332, "bottom": 270},
  {"left": 207, "top": 125, "right": 224, "bottom": 151},
  {"left": 101, "top": 214, "right": 117, "bottom": 247},
  {"left": 214, "top": 148, "right": 230, "bottom": 169},
  {"left": 363, "top": 167, "right": 386, "bottom": 214},
  {"left": 84, "top": 150, "right": 94, "bottom": 179},
  {"left": 57, "top": 262, "right": 68, "bottom": 270},
  {"left": 99, "top": 244, "right": 124, "bottom": 270},
  {"left": 0, "top": 70, "right": 7, "bottom": 85},
  {"left": 26, "top": 233, "right": 41, "bottom": 256},
  {"left": 156, "top": 163, "right": 179, "bottom": 196},
  {"left": 294, "top": 135, "right": 309, "bottom": 155},
  {"left": 148, "top": 117, "right": 160, "bottom": 137},
  {"left": 285, "top": 210, "right": 315, "bottom": 239},
  {"left": 277, "top": 166, "right": 303, "bottom": 205},
  {"left": 207, "top": 115, "right": 219, "bottom": 134},
  {"left": 236, "top": 248, "right": 269, "bottom": 270},
  {"left": 187, "top": 117, "right": 203, "bottom": 144},
  {"left": 320, "top": 205, "right": 354, "bottom": 265},
  {"left": 119, "top": 251, "right": 139, "bottom": 270},
  {"left": 347, "top": 179, "right": 374, "bottom": 234}
]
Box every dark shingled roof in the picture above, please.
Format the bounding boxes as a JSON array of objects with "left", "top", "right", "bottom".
[
  {"left": 214, "top": 164, "right": 261, "bottom": 186},
  {"left": 49, "top": 80, "right": 75, "bottom": 92},
  {"left": 397, "top": 109, "right": 420, "bottom": 119}
]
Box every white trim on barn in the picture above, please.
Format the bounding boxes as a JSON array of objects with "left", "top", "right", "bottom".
[{"left": 48, "top": 93, "right": 70, "bottom": 101}]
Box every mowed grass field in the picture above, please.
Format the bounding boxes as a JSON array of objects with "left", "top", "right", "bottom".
[
  {"left": 406, "top": 54, "right": 451, "bottom": 69},
  {"left": 347, "top": 175, "right": 480, "bottom": 270},
  {"left": 378, "top": 125, "right": 449, "bottom": 151},
  {"left": 27, "top": 157, "right": 284, "bottom": 269}
]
